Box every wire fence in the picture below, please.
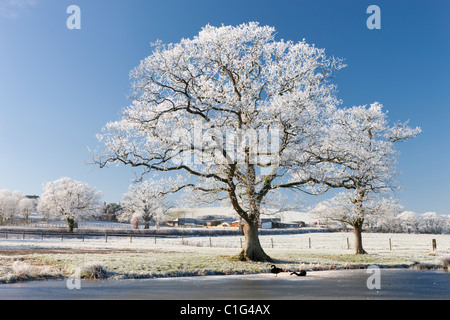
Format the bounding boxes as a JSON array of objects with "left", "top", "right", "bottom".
[
  {"left": 1, "top": 229, "right": 448, "bottom": 252},
  {"left": 1, "top": 220, "right": 135, "bottom": 230}
]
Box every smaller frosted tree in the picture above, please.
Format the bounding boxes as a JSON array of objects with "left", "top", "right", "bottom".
[
  {"left": 0, "top": 190, "right": 27, "bottom": 223},
  {"left": 313, "top": 193, "right": 403, "bottom": 253},
  {"left": 38, "top": 177, "right": 102, "bottom": 232},
  {"left": 18, "top": 198, "right": 35, "bottom": 222},
  {"left": 310, "top": 103, "right": 420, "bottom": 253},
  {"left": 420, "top": 212, "right": 447, "bottom": 234},
  {"left": 366, "top": 199, "right": 407, "bottom": 233},
  {"left": 397, "top": 211, "right": 420, "bottom": 233},
  {"left": 0, "top": 190, "right": 13, "bottom": 224},
  {"left": 122, "top": 179, "right": 173, "bottom": 229}
]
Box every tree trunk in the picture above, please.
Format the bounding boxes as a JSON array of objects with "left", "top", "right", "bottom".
[
  {"left": 239, "top": 220, "right": 272, "bottom": 262},
  {"left": 353, "top": 222, "right": 367, "bottom": 254},
  {"left": 66, "top": 218, "right": 75, "bottom": 233},
  {"left": 235, "top": 148, "right": 272, "bottom": 262}
]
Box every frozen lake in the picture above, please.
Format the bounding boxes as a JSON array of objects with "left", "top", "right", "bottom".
[{"left": 0, "top": 269, "right": 448, "bottom": 300}]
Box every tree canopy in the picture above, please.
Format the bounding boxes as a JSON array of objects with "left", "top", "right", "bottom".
[{"left": 94, "top": 22, "right": 420, "bottom": 260}]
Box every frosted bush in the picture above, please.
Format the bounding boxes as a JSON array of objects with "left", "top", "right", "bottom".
[
  {"left": 39, "top": 265, "right": 62, "bottom": 278},
  {"left": 12, "top": 261, "right": 37, "bottom": 278},
  {"left": 79, "top": 261, "right": 108, "bottom": 279}
]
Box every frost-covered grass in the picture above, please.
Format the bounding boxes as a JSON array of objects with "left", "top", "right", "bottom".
[
  {"left": 0, "top": 260, "right": 63, "bottom": 283},
  {"left": 0, "top": 232, "right": 449, "bottom": 283}
]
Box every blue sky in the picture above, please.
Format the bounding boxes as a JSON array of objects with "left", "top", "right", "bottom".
[{"left": 0, "top": 0, "right": 449, "bottom": 214}]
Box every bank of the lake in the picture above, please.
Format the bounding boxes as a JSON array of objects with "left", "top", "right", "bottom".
[{"left": 0, "top": 232, "right": 449, "bottom": 284}]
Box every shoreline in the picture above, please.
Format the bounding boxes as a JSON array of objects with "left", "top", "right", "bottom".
[
  {"left": 1, "top": 260, "right": 446, "bottom": 285},
  {"left": 1, "top": 231, "right": 448, "bottom": 285}
]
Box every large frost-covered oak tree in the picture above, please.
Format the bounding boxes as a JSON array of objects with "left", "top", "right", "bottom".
[{"left": 94, "top": 22, "right": 348, "bottom": 261}]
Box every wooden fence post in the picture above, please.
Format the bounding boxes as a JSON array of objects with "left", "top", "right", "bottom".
[
  {"left": 346, "top": 237, "right": 350, "bottom": 250},
  {"left": 389, "top": 238, "right": 392, "bottom": 251},
  {"left": 432, "top": 239, "right": 437, "bottom": 251},
  {"left": 309, "top": 238, "right": 311, "bottom": 249}
]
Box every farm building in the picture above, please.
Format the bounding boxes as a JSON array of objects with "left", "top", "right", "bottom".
[
  {"left": 166, "top": 207, "right": 317, "bottom": 229},
  {"left": 166, "top": 218, "right": 206, "bottom": 227},
  {"left": 231, "top": 218, "right": 303, "bottom": 229}
]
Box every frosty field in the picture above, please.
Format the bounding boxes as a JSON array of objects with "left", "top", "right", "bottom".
[{"left": 0, "top": 231, "right": 449, "bottom": 284}]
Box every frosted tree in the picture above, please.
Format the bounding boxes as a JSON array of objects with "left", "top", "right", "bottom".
[
  {"left": 0, "top": 190, "right": 12, "bottom": 224},
  {"left": 313, "top": 194, "right": 406, "bottom": 252},
  {"left": 397, "top": 211, "right": 420, "bottom": 233},
  {"left": 311, "top": 103, "right": 421, "bottom": 253},
  {"left": 364, "top": 198, "right": 407, "bottom": 233},
  {"left": 18, "top": 197, "right": 35, "bottom": 222},
  {"left": 0, "top": 190, "right": 26, "bottom": 223},
  {"left": 94, "top": 22, "right": 346, "bottom": 261},
  {"left": 420, "top": 212, "right": 447, "bottom": 234},
  {"left": 37, "top": 177, "right": 102, "bottom": 232},
  {"left": 122, "top": 179, "right": 171, "bottom": 229}
]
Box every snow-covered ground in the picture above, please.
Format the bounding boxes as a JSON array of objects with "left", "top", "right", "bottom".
[
  {"left": 1, "top": 230, "right": 448, "bottom": 254},
  {"left": 1, "top": 226, "right": 449, "bottom": 284}
]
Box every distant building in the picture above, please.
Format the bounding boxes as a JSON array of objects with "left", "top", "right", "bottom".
[
  {"left": 25, "top": 195, "right": 40, "bottom": 211},
  {"left": 100, "top": 202, "right": 122, "bottom": 221},
  {"left": 232, "top": 218, "right": 303, "bottom": 229},
  {"left": 166, "top": 218, "right": 206, "bottom": 227},
  {"left": 206, "top": 219, "right": 223, "bottom": 227},
  {"left": 201, "top": 215, "right": 234, "bottom": 226}
]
